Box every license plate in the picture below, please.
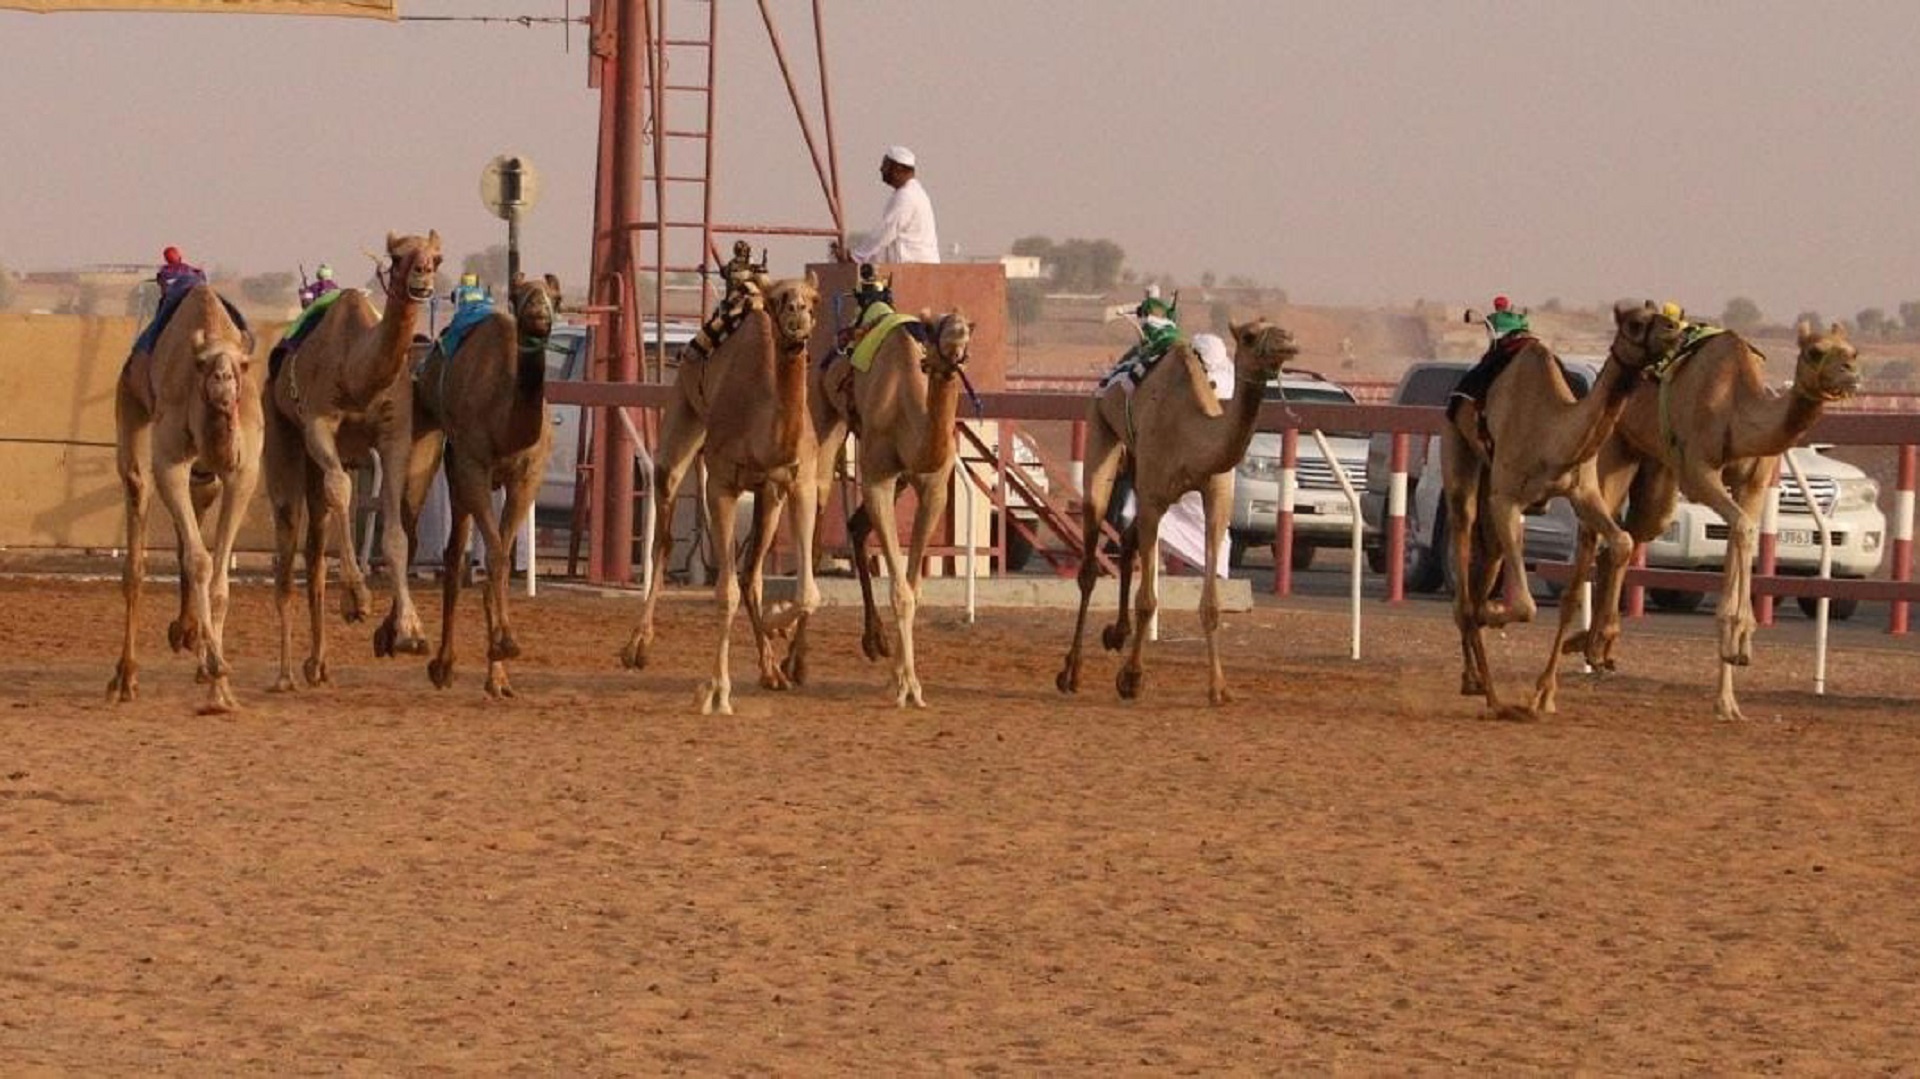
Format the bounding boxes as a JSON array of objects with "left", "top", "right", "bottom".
[{"left": 1778, "top": 528, "right": 1814, "bottom": 546}]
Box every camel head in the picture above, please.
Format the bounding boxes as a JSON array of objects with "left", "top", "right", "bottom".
[
  {"left": 1792, "top": 321, "right": 1862, "bottom": 402},
  {"left": 189, "top": 328, "right": 249, "bottom": 420},
  {"left": 1609, "top": 300, "right": 1686, "bottom": 370},
  {"left": 917, "top": 307, "right": 972, "bottom": 377},
  {"left": 1229, "top": 318, "right": 1299, "bottom": 381},
  {"left": 765, "top": 272, "right": 820, "bottom": 349},
  {"left": 511, "top": 272, "right": 561, "bottom": 341},
  {"left": 385, "top": 230, "right": 444, "bottom": 303}
]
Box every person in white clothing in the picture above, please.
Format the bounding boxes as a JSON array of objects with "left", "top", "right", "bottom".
[{"left": 834, "top": 145, "right": 941, "bottom": 265}]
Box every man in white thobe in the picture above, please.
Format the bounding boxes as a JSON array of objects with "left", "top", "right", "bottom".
[{"left": 837, "top": 145, "right": 941, "bottom": 264}]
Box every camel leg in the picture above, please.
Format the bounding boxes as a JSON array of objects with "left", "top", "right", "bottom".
[
  {"left": 892, "top": 465, "right": 955, "bottom": 708},
  {"left": 1480, "top": 488, "right": 1537, "bottom": 629},
  {"left": 428, "top": 497, "right": 473, "bottom": 692},
  {"left": 737, "top": 484, "right": 792, "bottom": 692},
  {"left": 299, "top": 418, "right": 372, "bottom": 627},
  {"left": 150, "top": 457, "right": 228, "bottom": 714},
  {"left": 1682, "top": 461, "right": 1767, "bottom": 721},
  {"left": 200, "top": 458, "right": 260, "bottom": 714},
  {"left": 479, "top": 460, "right": 540, "bottom": 699},
  {"left": 108, "top": 389, "right": 151, "bottom": 703},
  {"left": 862, "top": 472, "right": 922, "bottom": 707},
  {"left": 697, "top": 475, "right": 744, "bottom": 716},
  {"left": 1200, "top": 473, "right": 1233, "bottom": 706},
  {"left": 377, "top": 431, "right": 444, "bottom": 658},
  {"left": 847, "top": 503, "right": 890, "bottom": 661},
  {"left": 1442, "top": 431, "right": 1496, "bottom": 707},
  {"left": 775, "top": 468, "right": 822, "bottom": 688},
  {"left": 622, "top": 400, "right": 705, "bottom": 671},
  {"left": 1117, "top": 498, "right": 1165, "bottom": 701},
  {"left": 372, "top": 422, "right": 428, "bottom": 657},
  {"left": 263, "top": 406, "right": 306, "bottom": 693},
  {"left": 1106, "top": 518, "right": 1139, "bottom": 652},
  {"left": 1534, "top": 475, "right": 1631, "bottom": 714},
  {"left": 301, "top": 470, "right": 333, "bottom": 687},
  {"left": 169, "top": 475, "right": 220, "bottom": 658},
  {"left": 1057, "top": 422, "right": 1125, "bottom": 695},
  {"left": 1575, "top": 450, "right": 1663, "bottom": 670}
]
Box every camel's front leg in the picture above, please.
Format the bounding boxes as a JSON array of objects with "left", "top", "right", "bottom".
[
  {"left": 1687, "top": 463, "right": 1768, "bottom": 721},
  {"left": 863, "top": 473, "right": 921, "bottom": 707},
  {"left": 736, "top": 484, "right": 792, "bottom": 691},
  {"left": 1058, "top": 425, "right": 1124, "bottom": 695},
  {"left": 377, "top": 431, "right": 444, "bottom": 658},
  {"left": 698, "top": 478, "right": 744, "bottom": 715},
  {"left": 1441, "top": 434, "right": 1493, "bottom": 703},
  {"left": 168, "top": 474, "right": 221, "bottom": 657},
  {"left": 1199, "top": 474, "right": 1233, "bottom": 706},
  {"left": 776, "top": 464, "right": 823, "bottom": 687},
  {"left": 301, "top": 486, "right": 334, "bottom": 686},
  {"left": 268, "top": 495, "right": 301, "bottom": 693},
  {"left": 201, "top": 462, "right": 260, "bottom": 713},
  {"left": 1118, "top": 500, "right": 1164, "bottom": 701},
  {"left": 300, "top": 419, "right": 372, "bottom": 627},
  {"left": 1535, "top": 524, "right": 1599, "bottom": 716},
  {"left": 894, "top": 464, "right": 955, "bottom": 707},
  {"left": 477, "top": 462, "right": 540, "bottom": 699},
  {"left": 109, "top": 402, "right": 152, "bottom": 703},
  {"left": 372, "top": 426, "right": 428, "bottom": 657},
  {"left": 152, "top": 459, "right": 229, "bottom": 714}
]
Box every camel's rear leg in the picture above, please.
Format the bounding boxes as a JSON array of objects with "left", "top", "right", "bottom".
[
  {"left": 370, "top": 423, "right": 429, "bottom": 657},
  {"left": 376, "top": 432, "right": 443, "bottom": 658},
  {"left": 478, "top": 464, "right": 541, "bottom": 698},
  {"left": 776, "top": 465, "right": 823, "bottom": 687},
  {"left": 697, "top": 478, "right": 745, "bottom": 716},
  {"left": 299, "top": 418, "right": 372, "bottom": 628},
  {"left": 1117, "top": 501, "right": 1164, "bottom": 701},
  {"left": 1198, "top": 474, "right": 1233, "bottom": 706},
  {"left": 846, "top": 503, "right": 890, "bottom": 661},
  {"left": 736, "top": 483, "right": 793, "bottom": 692},
  {"left": 622, "top": 401, "right": 705, "bottom": 672},
  {"left": 1058, "top": 425, "right": 1125, "bottom": 695},
  {"left": 428, "top": 508, "right": 473, "bottom": 691}
]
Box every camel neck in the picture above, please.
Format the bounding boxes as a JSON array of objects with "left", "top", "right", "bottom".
[
  {"left": 1565, "top": 351, "right": 1641, "bottom": 464},
  {"left": 912, "top": 368, "right": 964, "bottom": 474},
  {"left": 771, "top": 336, "right": 808, "bottom": 460},
  {"left": 351, "top": 290, "right": 421, "bottom": 404},
  {"left": 1730, "top": 372, "right": 1826, "bottom": 458},
  {"left": 1189, "top": 372, "right": 1267, "bottom": 476}
]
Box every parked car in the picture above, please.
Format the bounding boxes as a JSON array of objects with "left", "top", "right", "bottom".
[
  {"left": 1641, "top": 445, "right": 1885, "bottom": 619},
  {"left": 1229, "top": 371, "right": 1371, "bottom": 569},
  {"left": 539, "top": 321, "right": 698, "bottom": 525}
]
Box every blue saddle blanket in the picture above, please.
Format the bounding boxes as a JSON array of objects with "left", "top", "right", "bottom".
[{"left": 438, "top": 299, "right": 496, "bottom": 358}]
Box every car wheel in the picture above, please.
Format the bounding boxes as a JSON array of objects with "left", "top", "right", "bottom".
[
  {"left": 1796, "top": 594, "right": 1858, "bottom": 621},
  {"left": 1229, "top": 530, "right": 1250, "bottom": 569},
  {"left": 1406, "top": 510, "right": 1446, "bottom": 594},
  {"left": 1365, "top": 543, "right": 1386, "bottom": 574},
  {"left": 1649, "top": 587, "right": 1706, "bottom": 613}
]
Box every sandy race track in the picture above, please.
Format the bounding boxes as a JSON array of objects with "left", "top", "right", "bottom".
[{"left": 3, "top": 574, "right": 1919, "bottom": 1072}]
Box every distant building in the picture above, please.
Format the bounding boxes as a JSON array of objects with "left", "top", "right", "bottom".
[{"left": 999, "top": 255, "right": 1043, "bottom": 280}]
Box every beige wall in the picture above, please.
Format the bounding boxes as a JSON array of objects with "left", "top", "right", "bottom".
[{"left": 0, "top": 313, "right": 287, "bottom": 551}]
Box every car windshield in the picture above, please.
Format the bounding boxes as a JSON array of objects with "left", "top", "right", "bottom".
[{"left": 1265, "top": 383, "right": 1363, "bottom": 439}]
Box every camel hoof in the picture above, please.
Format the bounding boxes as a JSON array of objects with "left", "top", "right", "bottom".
[
  {"left": 167, "top": 618, "right": 200, "bottom": 654},
  {"left": 1561, "top": 631, "right": 1591, "bottom": 656},
  {"left": 861, "top": 628, "right": 890, "bottom": 662},
  {"left": 269, "top": 676, "right": 297, "bottom": 694},
  {"left": 620, "top": 637, "right": 648, "bottom": 671},
  {"left": 372, "top": 619, "right": 397, "bottom": 658},
  {"left": 761, "top": 667, "right": 792, "bottom": 692},
  {"left": 302, "top": 657, "right": 331, "bottom": 687},
  {"left": 428, "top": 657, "right": 454, "bottom": 689},
  {"left": 780, "top": 648, "right": 808, "bottom": 687},
  {"left": 485, "top": 669, "right": 514, "bottom": 699},
  {"left": 1490, "top": 703, "right": 1539, "bottom": 723},
  {"left": 1116, "top": 666, "right": 1143, "bottom": 700},
  {"left": 697, "top": 680, "right": 732, "bottom": 716},
  {"left": 341, "top": 584, "right": 370, "bottom": 625},
  {"left": 106, "top": 669, "right": 138, "bottom": 703},
  {"left": 1101, "top": 623, "right": 1128, "bottom": 652},
  {"left": 1531, "top": 686, "right": 1558, "bottom": 715},
  {"left": 1209, "top": 685, "right": 1234, "bottom": 707},
  {"left": 196, "top": 680, "right": 239, "bottom": 716},
  {"left": 1055, "top": 665, "right": 1078, "bottom": 695},
  {"left": 1716, "top": 702, "right": 1748, "bottom": 723}
]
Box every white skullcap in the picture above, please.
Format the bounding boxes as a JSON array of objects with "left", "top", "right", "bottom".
[{"left": 884, "top": 145, "right": 917, "bottom": 168}]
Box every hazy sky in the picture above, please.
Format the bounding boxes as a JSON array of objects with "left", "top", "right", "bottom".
[{"left": 4, "top": 1, "right": 1918, "bottom": 322}]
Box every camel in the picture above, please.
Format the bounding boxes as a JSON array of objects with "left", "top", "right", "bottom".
[
  {"left": 620, "top": 273, "right": 822, "bottom": 715},
  {"left": 1056, "top": 319, "right": 1299, "bottom": 705},
  {"left": 808, "top": 306, "right": 974, "bottom": 707},
  {"left": 1537, "top": 320, "right": 1862, "bottom": 721},
  {"left": 107, "top": 284, "right": 265, "bottom": 713},
  {"left": 1440, "top": 301, "right": 1683, "bottom": 719},
  {"left": 262, "top": 230, "right": 442, "bottom": 691},
  {"left": 391, "top": 272, "right": 560, "bottom": 698}
]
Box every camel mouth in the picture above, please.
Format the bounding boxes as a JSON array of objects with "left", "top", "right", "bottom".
[{"left": 407, "top": 283, "right": 435, "bottom": 301}]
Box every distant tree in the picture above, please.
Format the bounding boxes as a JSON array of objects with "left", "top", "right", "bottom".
[
  {"left": 1006, "top": 279, "right": 1044, "bottom": 326},
  {"left": 1009, "top": 235, "right": 1054, "bottom": 260},
  {"left": 1200, "top": 270, "right": 1218, "bottom": 290},
  {"left": 1223, "top": 274, "right": 1259, "bottom": 289},
  {"left": 1878, "top": 358, "right": 1917, "bottom": 382},
  {"left": 1794, "top": 310, "right": 1826, "bottom": 332},
  {"left": 461, "top": 245, "right": 510, "bottom": 289},
  {"left": 1856, "top": 307, "right": 1889, "bottom": 338},
  {"left": 241, "top": 271, "right": 297, "bottom": 308},
  {"left": 1720, "top": 296, "right": 1764, "bottom": 333},
  {"left": 1900, "top": 300, "right": 1920, "bottom": 335},
  {"left": 1540, "top": 296, "right": 1564, "bottom": 313},
  {"left": 1084, "top": 239, "right": 1125, "bottom": 292}
]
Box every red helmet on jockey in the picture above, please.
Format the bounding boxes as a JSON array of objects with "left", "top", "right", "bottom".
[
  {"left": 163, "top": 246, "right": 184, "bottom": 266},
  {"left": 1492, "top": 294, "right": 1512, "bottom": 312}
]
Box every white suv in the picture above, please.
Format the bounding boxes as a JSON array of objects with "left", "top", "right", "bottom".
[
  {"left": 1230, "top": 371, "right": 1369, "bottom": 569},
  {"left": 1643, "top": 445, "right": 1885, "bottom": 619}
]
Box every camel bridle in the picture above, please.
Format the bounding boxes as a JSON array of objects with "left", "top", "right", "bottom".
[
  {"left": 920, "top": 314, "right": 971, "bottom": 377},
  {"left": 1795, "top": 342, "right": 1858, "bottom": 403}
]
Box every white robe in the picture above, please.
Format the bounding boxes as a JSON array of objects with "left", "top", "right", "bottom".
[{"left": 851, "top": 178, "right": 941, "bottom": 264}]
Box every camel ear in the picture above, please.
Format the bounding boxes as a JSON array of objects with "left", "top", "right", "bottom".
[
  {"left": 511, "top": 271, "right": 527, "bottom": 287},
  {"left": 1797, "top": 320, "right": 1816, "bottom": 345},
  {"left": 1829, "top": 321, "right": 1848, "bottom": 340},
  {"left": 191, "top": 329, "right": 209, "bottom": 357},
  {"left": 1229, "top": 319, "right": 1248, "bottom": 343},
  {"left": 805, "top": 270, "right": 820, "bottom": 291},
  {"left": 545, "top": 273, "right": 562, "bottom": 303},
  {"left": 426, "top": 229, "right": 441, "bottom": 250},
  {"left": 386, "top": 231, "right": 403, "bottom": 254}
]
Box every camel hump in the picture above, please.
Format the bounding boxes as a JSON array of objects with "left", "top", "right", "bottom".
[{"left": 1178, "top": 338, "right": 1226, "bottom": 418}]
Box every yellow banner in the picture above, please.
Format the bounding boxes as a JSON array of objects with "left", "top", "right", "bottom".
[{"left": 0, "top": 0, "right": 394, "bottom": 17}]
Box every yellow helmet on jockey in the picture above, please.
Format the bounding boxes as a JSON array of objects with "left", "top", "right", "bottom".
[{"left": 1660, "top": 301, "right": 1684, "bottom": 322}]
